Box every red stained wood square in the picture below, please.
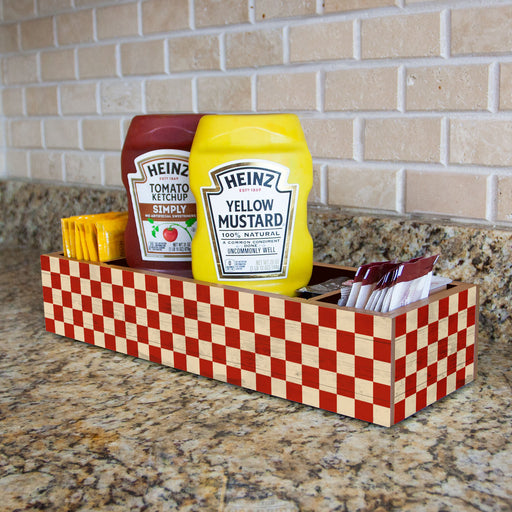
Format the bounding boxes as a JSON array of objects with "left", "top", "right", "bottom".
[
  {"left": 418, "top": 305, "right": 429, "bottom": 328},
  {"left": 100, "top": 266, "right": 112, "bottom": 283},
  {"left": 271, "top": 357, "right": 286, "bottom": 379},
  {"left": 355, "top": 356, "right": 373, "bottom": 381},
  {"left": 200, "top": 359, "right": 213, "bottom": 379},
  {"left": 64, "top": 323, "right": 75, "bottom": 339},
  {"left": 91, "top": 280, "right": 102, "bottom": 298},
  {"left": 241, "top": 350, "right": 256, "bottom": 372},
  {"left": 40, "top": 255, "right": 51, "bottom": 271},
  {"left": 373, "top": 382, "right": 391, "bottom": 407},
  {"left": 239, "top": 310, "right": 255, "bottom": 332},
  {"left": 286, "top": 381, "right": 302, "bottom": 403},
  {"left": 102, "top": 300, "right": 114, "bottom": 318},
  {"left": 285, "top": 300, "right": 301, "bottom": 322},
  {"left": 225, "top": 327, "right": 240, "bottom": 348},
  {"left": 198, "top": 321, "right": 212, "bottom": 342},
  {"left": 302, "top": 323, "right": 319, "bottom": 346},
  {"left": 337, "top": 330, "right": 355, "bottom": 354},
  {"left": 211, "top": 305, "right": 225, "bottom": 325},
  {"left": 134, "top": 289, "right": 146, "bottom": 308},
  {"left": 302, "top": 365, "right": 319, "bottom": 388},
  {"left": 337, "top": 374, "right": 355, "bottom": 398},
  {"left": 318, "top": 306, "right": 336, "bottom": 328},
  {"left": 319, "top": 348, "right": 337, "bottom": 372},
  {"left": 227, "top": 366, "right": 241, "bottom": 386},
  {"left": 458, "top": 289, "right": 468, "bottom": 310},
  {"left": 105, "top": 334, "right": 116, "bottom": 351},
  {"left": 224, "top": 289, "right": 239, "bottom": 309},
  {"left": 147, "top": 309, "right": 160, "bottom": 329},
  {"left": 114, "top": 319, "right": 126, "bottom": 339},
  {"left": 51, "top": 272, "right": 61, "bottom": 290},
  {"left": 186, "top": 337, "right": 199, "bottom": 357},
  {"left": 136, "top": 325, "right": 148, "bottom": 343},
  {"left": 355, "top": 312, "right": 374, "bottom": 337},
  {"left": 160, "top": 331, "right": 173, "bottom": 351},
  {"left": 319, "top": 391, "right": 337, "bottom": 413},
  {"left": 122, "top": 269, "right": 134, "bottom": 288},
  {"left": 439, "top": 297, "right": 449, "bottom": 318},
  {"left": 270, "top": 316, "right": 285, "bottom": 339},
  {"left": 62, "top": 290, "right": 72, "bottom": 308},
  {"left": 112, "top": 284, "right": 124, "bottom": 303},
  {"left": 406, "top": 331, "right": 418, "bottom": 354},
  {"left": 256, "top": 374, "right": 271, "bottom": 394},
  {"left": 79, "top": 262, "right": 90, "bottom": 279},
  {"left": 355, "top": 400, "right": 373, "bottom": 423},
  {"left": 145, "top": 274, "right": 158, "bottom": 293},
  {"left": 395, "top": 313, "right": 407, "bottom": 338},
  {"left": 196, "top": 284, "right": 210, "bottom": 303},
  {"left": 374, "top": 339, "right": 391, "bottom": 363},
  {"left": 254, "top": 294, "right": 269, "bottom": 315},
  {"left": 285, "top": 340, "right": 302, "bottom": 364},
  {"left": 184, "top": 299, "right": 197, "bottom": 319},
  {"left": 212, "top": 343, "right": 226, "bottom": 364},
  {"left": 255, "top": 334, "right": 271, "bottom": 356},
  {"left": 149, "top": 345, "right": 162, "bottom": 364}
]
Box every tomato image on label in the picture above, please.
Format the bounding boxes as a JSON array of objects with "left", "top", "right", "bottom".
[
  {"left": 148, "top": 217, "right": 196, "bottom": 244},
  {"left": 163, "top": 227, "right": 178, "bottom": 242}
]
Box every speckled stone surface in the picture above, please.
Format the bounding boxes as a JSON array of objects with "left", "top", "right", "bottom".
[
  {"left": 0, "top": 180, "right": 127, "bottom": 251},
  {"left": 308, "top": 210, "right": 512, "bottom": 345},
  {"left": 1, "top": 246, "right": 511, "bottom": 511},
  {"left": 1, "top": 179, "right": 511, "bottom": 343}
]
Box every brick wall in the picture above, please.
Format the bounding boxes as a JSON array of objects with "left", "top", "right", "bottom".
[{"left": 2, "top": 0, "right": 512, "bottom": 227}]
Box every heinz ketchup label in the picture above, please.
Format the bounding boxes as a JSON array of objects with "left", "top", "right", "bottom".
[{"left": 127, "top": 149, "right": 196, "bottom": 262}]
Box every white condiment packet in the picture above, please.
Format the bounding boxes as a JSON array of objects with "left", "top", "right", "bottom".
[
  {"left": 346, "top": 260, "right": 395, "bottom": 309},
  {"left": 337, "top": 280, "right": 353, "bottom": 307},
  {"left": 341, "top": 255, "right": 441, "bottom": 312},
  {"left": 386, "top": 255, "right": 439, "bottom": 312},
  {"left": 429, "top": 275, "right": 452, "bottom": 293}
]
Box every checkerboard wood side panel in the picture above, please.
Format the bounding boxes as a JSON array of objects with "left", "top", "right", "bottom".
[
  {"left": 41, "top": 254, "right": 397, "bottom": 426},
  {"left": 392, "top": 287, "right": 478, "bottom": 423}
]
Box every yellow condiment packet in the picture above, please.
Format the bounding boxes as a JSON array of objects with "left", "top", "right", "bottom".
[
  {"left": 61, "top": 218, "right": 72, "bottom": 258},
  {"left": 96, "top": 212, "right": 128, "bottom": 262},
  {"left": 74, "top": 219, "right": 84, "bottom": 260},
  {"left": 61, "top": 211, "right": 128, "bottom": 262},
  {"left": 67, "top": 217, "right": 77, "bottom": 258},
  {"left": 84, "top": 221, "right": 99, "bottom": 262},
  {"left": 76, "top": 217, "right": 90, "bottom": 261}
]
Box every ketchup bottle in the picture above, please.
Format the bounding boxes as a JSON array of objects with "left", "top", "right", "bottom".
[{"left": 121, "top": 114, "right": 203, "bottom": 276}]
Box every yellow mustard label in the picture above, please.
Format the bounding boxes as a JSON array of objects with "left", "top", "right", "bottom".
[{"left": 202, "top": 159, "right": 297, "bottom": 280}]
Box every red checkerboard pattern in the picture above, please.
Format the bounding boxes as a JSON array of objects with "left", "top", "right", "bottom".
[
  {"left": 392, "top": 288, "right": 478, "bottom": 423},
  {"left": 41, "top": 253, "right": 478, "bottom": 427}
]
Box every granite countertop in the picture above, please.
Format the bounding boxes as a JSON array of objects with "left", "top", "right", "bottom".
[{"left": 1, "top": 246, "right": 511, "bottom": 511}]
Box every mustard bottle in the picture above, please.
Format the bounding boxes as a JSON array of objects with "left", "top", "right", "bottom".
[{"left": 189, "top": 114, "right": 313, "bottom": 297}]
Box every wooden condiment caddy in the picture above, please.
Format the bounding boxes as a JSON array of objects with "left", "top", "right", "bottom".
[{"left": 41, "top": 253, "right": 478, "bottom": 426}]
